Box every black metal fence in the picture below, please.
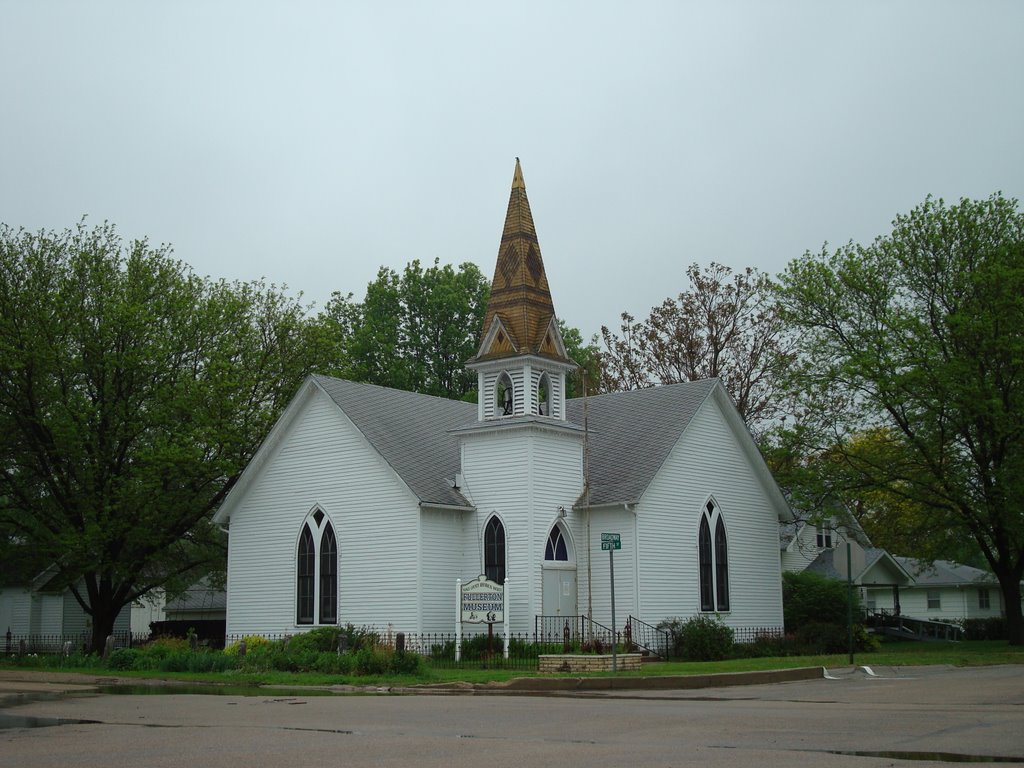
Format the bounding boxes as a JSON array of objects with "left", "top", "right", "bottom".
[{"left": 3, "top": 630, "right": 147, "bottom": 656}]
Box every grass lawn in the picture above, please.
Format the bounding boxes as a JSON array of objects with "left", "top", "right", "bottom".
[{"left": 3, "top": 639, "right": 1023, "bottom": 688}]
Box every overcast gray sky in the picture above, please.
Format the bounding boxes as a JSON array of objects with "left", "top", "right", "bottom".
[{"left": 3, "top": 1, "right": 1022, "bottom": 340}]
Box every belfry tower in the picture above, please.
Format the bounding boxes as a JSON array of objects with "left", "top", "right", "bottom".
[{"left": 467, "top": 158, "right": 576, "bottom": 421}]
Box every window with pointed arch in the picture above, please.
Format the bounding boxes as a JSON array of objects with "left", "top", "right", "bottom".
[
  {"left": 297, "top": 508, "right": 338, "bottom": 625},
  {"left": 536, "top": 373, "right": 551, "bottom": 416},
  {"left": 545, "top": 523, "right": 569, "bottom": 561},
  {"left": 484, "top": 515, "right": 506, "bottom": 584},
  {"left": 496, "top": 373, "right": 514, "bottom": 417},
  {"left": 698, "top": 500, "right": 729, "bottom": 612}
]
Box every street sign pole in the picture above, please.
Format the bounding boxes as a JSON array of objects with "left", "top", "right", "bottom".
[
  {"left": 609, "top": 546, "right": 616, "bottom": 673},
  {"left": 598, "top": 536, "right": 622, "bottom": 671}
]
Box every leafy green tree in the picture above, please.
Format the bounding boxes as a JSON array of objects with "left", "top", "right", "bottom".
[
  {"left": 320, "top": 259, "right": 489, "bottom": 400},
  {"left": 782, "top": 570, "right": 862, "bottom": 631},
  {"left": 600, "top": 262, "right": 793, "bottom": 436},
  {"left": 776, "top": 194, "right": 1024, "bottom": 644},
  {"left": 0, "top": 221, "right": 325, "bottom": 651},
  {"left": 559, "top": 321, "right": 602, "bottom": 399}
]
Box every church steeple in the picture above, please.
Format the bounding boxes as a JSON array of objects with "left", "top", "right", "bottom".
[
  {"left": 474, "top": 158, "right": 571, "bottom": 364},
  {"left": 468, "top": 159, "right": 576, "bottom": 422}
]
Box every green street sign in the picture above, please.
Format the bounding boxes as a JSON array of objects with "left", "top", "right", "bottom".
[{"left": 601, "top": 532, "right": 621, "bottom": 550}]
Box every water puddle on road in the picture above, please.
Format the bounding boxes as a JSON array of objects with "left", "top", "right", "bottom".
[
  {"left": 822, "top": 749, "right": 1024, "bottom": 763},
  {"left": 0, "top": 713, "right": 100, "bottom": 730},
  {"left": 95, "top": 684, "right": 351, "bottom": 697}
]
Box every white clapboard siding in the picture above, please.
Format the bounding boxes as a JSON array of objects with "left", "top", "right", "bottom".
[
  {"left": 0, "top": 588, "right": 32, "bottom": 635},
  {"left": 578, "top": 507, "right": 638, "bottom": 626},
  {"left": 225, "top": 388, "right": 422, "bottom": 636},
  {"left": 632, "top": 393, "right": 785, "bottom": 631},
  {"left": 460, "top": 425, "right": 583, "bottom": 633},
  {"left": 781, "top": 524, "right": 825, "bottom": 573},
  {"left": 418, "top": 507, "right": 467, "bottom": 633}
]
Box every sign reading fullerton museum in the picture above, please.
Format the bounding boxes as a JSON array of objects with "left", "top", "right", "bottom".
[{"left": 460, "top": 576, "right": 504, "bottom": 624}]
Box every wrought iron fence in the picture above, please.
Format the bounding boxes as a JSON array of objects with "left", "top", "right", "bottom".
[
  {"left": 3, "top": 630, "right": 146, "bottom": 656},
  {"left": 625, "top": 615, "right": 671, "bottom": 658}
]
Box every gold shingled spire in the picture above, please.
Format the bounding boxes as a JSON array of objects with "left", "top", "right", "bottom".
[{"left": 475, "top": 159, "right": 568, "bottom": 363}]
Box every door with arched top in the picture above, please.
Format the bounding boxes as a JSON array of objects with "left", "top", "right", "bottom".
[{"left": 542, "top": 522, "right": 578, "bottom": 616}]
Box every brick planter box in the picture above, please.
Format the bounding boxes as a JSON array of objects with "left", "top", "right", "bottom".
[{"left": 538, "top": 653, "right": 643, "bottom": 673}]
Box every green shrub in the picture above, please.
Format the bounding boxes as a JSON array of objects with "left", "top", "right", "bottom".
[
  {"left": 312, "top": 651, "right": 355, "bottom": 675},
  {"left": 660, "top": 615, "right": 735, "bottom": 661},
  {"left": 963, "top": 617, "right": 1006, "bottom": 641},
  {"left": 458, "top": 634, "right": 504, "bottom": 660},
  {"left": 106, "top": 648, "right": 141, "bottom": 670},
  {"left": 224, "top": 635, "right": 273, "bottom": 656},
  {"left": 732, "top": 632, "right": 802, "bottom": 658},
  {"left": 790, "top": 621, "right": 877, "bottom": 654},
  {"left": 783, "top": 570, "right": 861, "bottom": 631},
  {"left": 141, "top": 636, "right": 191, "bottom": 660},
  {"left": 287, "top": 627, "right": 343, "bottom": 654}
]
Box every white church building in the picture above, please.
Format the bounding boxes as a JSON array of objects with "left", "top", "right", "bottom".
[{"left": 213, "top": 160, "right": 791, "bottom": 640}]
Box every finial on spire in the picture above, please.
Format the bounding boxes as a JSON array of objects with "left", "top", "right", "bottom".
[{"left": 512, "top": 157, "right": 525, "bottom": 190}]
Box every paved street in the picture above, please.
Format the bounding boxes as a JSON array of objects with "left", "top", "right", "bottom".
[{"left": 2, "top": 665, "right": 1023, "bottom": 767}]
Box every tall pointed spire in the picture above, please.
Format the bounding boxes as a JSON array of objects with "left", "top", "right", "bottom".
[{"left": 475, "top": 158, "right": 568, "bottom": 363}]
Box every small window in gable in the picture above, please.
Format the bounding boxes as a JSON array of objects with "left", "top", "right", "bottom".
[
  {"left": 496, "top": 373, "right": 514, "bottom": 417},
  {"left": 545, "top": 525, "right": 568, "bottom": 561}
]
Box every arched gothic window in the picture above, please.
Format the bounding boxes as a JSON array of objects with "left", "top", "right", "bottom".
[
  {"left": 496, "top": 373, "right": 514, "bottom": 417},
  {"left": 537, "top": 373, "right": 551, "bottom": 416},
  {"left": 698, "top": 500, "right": 729, "bottom": 612},
  {"left": 484, "top": 516, "right": 506, "bottom": 584},
  {"left": 297, "top": 525, "right": 315, "bottom": 624},
  {"left": 296, "top": 509, "right": 338, "bottom": 625},
  {"left": 545, "top": 524, "right": 568, "bottom": 561},
  {"left": 319, "top": 523, "right": 338, "bottom": 624}
]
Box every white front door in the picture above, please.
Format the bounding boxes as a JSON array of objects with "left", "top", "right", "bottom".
[{"left": 542, "top": 568, "right": 578, "bottom": 616}]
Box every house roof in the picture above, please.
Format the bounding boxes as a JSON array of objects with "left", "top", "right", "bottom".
[
  {"left": 165, "top": 578, "right": 227, "bottom": 613},
  {"left": 313, "top": 375, "right": 476, "bottom": 509},
  {"left": 892, "top": 557, "right": 997, "bottom": 586},
  {"left": 805, "top": 546, "right": 913, "bottom": 585},
  {"left": 565, "top": 379, "right": 718, "bottom": 507},
  {"left": 217, "top": 373, "right": 791, "bottom": 522},
  {"left": 474, "top": 159, "right": 568, "bottom": 364}
]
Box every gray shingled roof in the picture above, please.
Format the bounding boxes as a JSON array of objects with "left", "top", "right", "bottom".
[
  {"left": 566, "top": 379, "right": 718, "bottom": 507},
  {"left": 311, "top": 375, "right": 718, "bottom": 510},
  {"left": 165, "top": 578, "right": 227, "bottom": 613},
  {"left": 805, "top": 546, "right": 892, "bottom": 582},
  {"left": 313, "top": 376, "right": 476, "bottom": 509},
  {"left": 893, "top": 557, "right": 997, "bottom": 586}
]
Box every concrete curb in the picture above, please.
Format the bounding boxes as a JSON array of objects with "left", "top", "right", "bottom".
[{"left": 411, "top": 666, "right": 824, "bottom": 694}]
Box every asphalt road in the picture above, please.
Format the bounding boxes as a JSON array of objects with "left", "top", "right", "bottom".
[{"left": 2, "top": 665, "right": 1023, "bottom": 767}]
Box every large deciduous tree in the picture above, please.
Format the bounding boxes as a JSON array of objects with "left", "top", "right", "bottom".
[
  {"left": 0, "top": 221, "right": 324, "bottom": 650},
  {"left": 320, "top": 258, "right": 490, "bottom": 400},
  {"left": 776, "top": 194, "right": 1024, "bottom": 644},
  {"left": 600, "top": 262, "right": 792, "bottom": 435}
]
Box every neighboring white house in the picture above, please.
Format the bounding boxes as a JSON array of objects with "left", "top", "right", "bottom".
[
  {"left": 0, "top": 568, "right": 130, "bottom": 644},
  {"left": 865, "top": 558, "right": 1006, "bottom": 622},
  {"left": 130, "top": 590, "right": 166, "bottom": 635},
  {"left": 163, "top": 578, "right": 226, "bottom": 623},
  {"left": 782, "top": 520, "right": 1013, "bottom": 624},
  {"left": 214, "top": 159, "right": 793, "bottom": 640}
]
